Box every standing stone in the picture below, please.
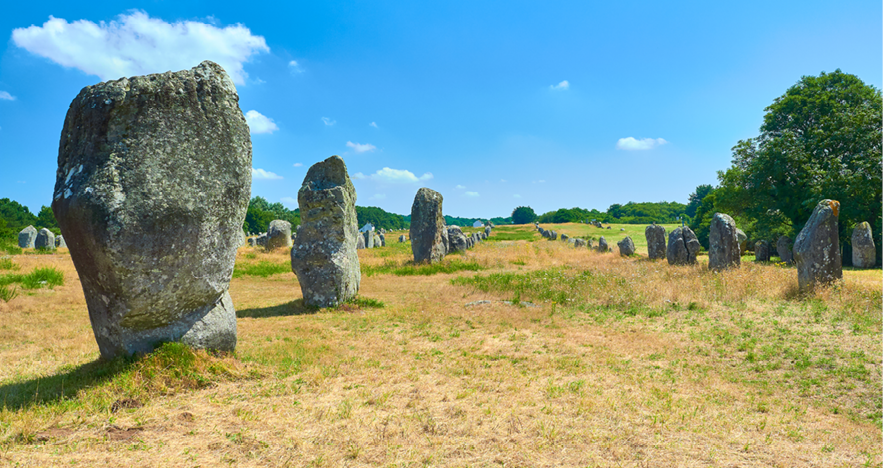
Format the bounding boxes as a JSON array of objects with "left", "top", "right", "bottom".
[
  {"left": 645, "top": 225, "right": 666, "bottom": 260},
  {"left": 52, "top": 61, "right": 249, "bottom": 359},
  {"left": 852, "top": 222, "right": 876, "bottom": 268},
  {"left": 374, "top": 233, "right": 382, "bottom": 247},
  {"left": 364, "top": 230, "right": 374, "bottom": 249},
  {"left": 35, "top": 228, "right": 56, "bottom": 250},
  {"left": 777, "top": 236, "right": 794, "bottom": 264},
  {"left": 398, "top": 235, "right": 406, "bottom": 243},
  {"left": 18, "top": 226, "right": 37, "bottom": 249},
  {"left": 598, "top": 236, "right": 609, "bottom": 253},
  {"left": 239, "top": 230, "right": 247, "bottom": 247},
  {"left": 447, "top": 226, "right": 468, "bottom": 253},
  {"left": 480, "top": 231, "right": 488, "bottom": 240},
  {"left": 560, "top": 233, "right": 569, "bottom": 241},
  {"left": 574, "top": 238, "right": 586, "bottom": 248},
  {"left": 754, "top": 241, "right": 770, "bottom": 262},
  {"left": 267, "top": 220, "right": 292, "bottom": 250},
  {"left": 586, "top": 238, "right": 594, "bottom": 250},
  {"left": 290, "top": 155, "right": 360, "bottom": 307},
  {"left": 550, "top": 231, "right": 558, "bottom": 241},
  {"left": 257, "top": 234, "right": 268, "bottom": 247},
  {"left": 666, "top": 227, "right": 700, "bottom": 265},
  {"left": 736, "top": 229, "right": 748, "bottom": 254},
  {"left": 356, "top": 234, "right": 366, "bottom": 249},
  {"left": 485, "top": 226, "right": 491, "bottom": 236},
  {"left": 542, "top": 230, "right": 551, "bottom": 239},
  {"left": 56, "top": 235, "right": 67, "bottom": 248},
  {"left": 794, "top": 200, "right": 842, "bottom": 291},
  {"left": 410, "top": 188, "right": 446, "bottom": 264},
  {"left": 617, "top": 236, "right": 636, "bottom": 256},
  {"left": 379, "top": 233, "right": 386, "bottom": 247},
  {"left": 248, "top": 237, "right": 256, "bottom": 247},
  {"left": 708, "top": 213, "right": 740, "bottom": 271}
]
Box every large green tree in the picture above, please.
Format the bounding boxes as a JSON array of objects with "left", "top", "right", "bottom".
[
  {"left": 511, "top": 206, "right": 537, "bottom": 225},
  {"left": 716, "top": 70, "right": 882, "bottom": 264}
]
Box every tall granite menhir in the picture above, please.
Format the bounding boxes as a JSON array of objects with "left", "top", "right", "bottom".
[
  {"left": 708, "top": 213, "right": 740, "bottom": 271},
  {"left": 52, "top": 61, "right": 251, "bottom": 359},
  {"left": 645, "top": 224, "right": 666, "bottom": 260},
  {"left": 410, "top": 188, "right": 446, "bottom": 263},
  {"left": 290, "top": 156, "right": 361, "bottom": 307},
  {"left": 667, "top": 226, "right": 700, "bottom": 265},
  {"left": 794, "top": 200, "right": 842, "bottom": 291}
]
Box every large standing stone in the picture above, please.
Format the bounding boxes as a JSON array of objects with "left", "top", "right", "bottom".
[
  {"left": 56, "top": 235, "right": 67, "bottom": 248},
  {"left": 379, "top": 233, "right": 386, "bottom": 247},
  {"left": 267, "top": 220, "right": 292, "bottom": 250},
  {"left": 52, "top": 61, "right": 249, "bottom": 359},
  {"left": 666, "top": 227, "right": 700, "bottom": 265},
  {"left": 35, "top": 228, "right": 56, "bottom": 250},
  {"left": 291, "top": 155, "right": 361, "bottom": 307},
  {"left": 776, "top": 236, "right": 793, "bottom": 264},
  {"left": 736, "top": 229, "right": 748, "bottom": 254},
  {"left": 708, "top": 213, "right": 740, "bottom": 271},
  {"left": 398, "top": 235, "right": 406, "bottom": 243},
  {"left": 754, "top": 241, "right": 770, "bottom": 262},
  {"left": 447, "top": 226, "right": 468, "bottom": 253},
  {"left": 356, "top": 234, "right": 366, "bottom": 249},
  {"left": 617, "top": 236, "right": 636, "bottom": 256},
  {"left": 598, "top": 236, "right": 609, "bottom": 253},
  {"left": 410, "top": 188, "right": 446, "bottom": 264},
  {"left": 851, "top": 222, "right": 876, "bottom": 269},
  {"left": 794, "top": 200, "right": 842, "bottom": 291},
  {"left": 18, "top": 226, "right": 37, "bottom": 249},
  {"left": 645, "top": 225, "right": 666, "bottom": 260},
  {"left": 364, "top": 230, "right": 375, "bottom": 249}
]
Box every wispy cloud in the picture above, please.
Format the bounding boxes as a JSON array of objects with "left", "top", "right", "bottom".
[
  {"left": 322, "top": 117, "right": 336, "bottom": 126},
  {"left": 616, "top": 137, "right": 668, "bottom": 151},
  {"left": 550, "top": 80, "right": 569, "bottom": 91},
  {"left": 455, "top": 185, "right": 465, "bottom": 190},
  {"left": 245, "top": 110, "right": 278, "bottom": 134},
  {"left": 252, "top": 168, "right": 282, "bottom": 180},
  {"left": 369, "top": 122, "right": 378, "bottom": 128},
  {"left": 281, "top": 196, "right": 297, "bottom": 205},
  {"left": 288, "top": 60, "right": 303, "bottom": 73},
  {"left": 513, "top": 194, "right": 521, "bottom": 198},
  {"left": 532, "top": 179, "right": 546, "bottom": 184},
  {"left": 292, "top": 163, "right": 303, "bottom": 167},
  {"left": 346, "top": 141, "right": 376, "bottom": 153},
  {"left": 362, "top": 167, "right": 433, "bottom": 184},
  {"left": 12, "top": 11, "right": 268, "bottom": 85},
  {"left": 500, "top": 179, "right": 507, "bottom": 183},
  {"left": 0, "top": 91, "right": 15, "bottom": 101},
  {"left": 352, "top": 172, "right": 366, "bottom": 180},
  {"left": 465, "top": 191, "right": 479, "bottom": 197}
]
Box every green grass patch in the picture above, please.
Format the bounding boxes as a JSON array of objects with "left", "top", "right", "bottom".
[
  {"left": 484, "top": 231, "right": 537, "bottom": 242},
  {"left": 0, "top": 258, "right": 19, "bottom": 271},
  {"left": 363, "top": 258, "right": 484, "bottom": 277},
  {"left": 0, "top": 267, "right": 64, "bottom": 289},
  {"left": 0, "top": 242, "right": 22, "bottom": 256},
  {"left": 233, "top": 260, "right": 291, "bottom": 278},
  {"left": 0, "top": 285, "right": 18, "bottom": 302}
]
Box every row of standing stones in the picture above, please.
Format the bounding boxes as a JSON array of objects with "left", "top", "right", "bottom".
[
  {"left": 536, "top": 200, "right": 876, "bottom": 293},
  {"left": 41, "top": 60, "right": 495, "bottom": 359},
  {"left": 17, "top": 226, "right": 67, "bottom": 249}
]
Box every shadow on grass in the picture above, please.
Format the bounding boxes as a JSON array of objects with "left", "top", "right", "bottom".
[
  {"left": 0, "top": 358, "right": 126, "bottom": 411},
  {"left": 236, "top": 299, "right": 319, "bottom": 319}
]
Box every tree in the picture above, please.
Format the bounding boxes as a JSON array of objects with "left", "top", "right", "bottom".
[
  {"left": 685, "top": 184, "right": 714, "bottom": 219},
  {"left": 511, "top": 206, "right": 537, "bottom": 225},
  {"left": 716, "top": 70, "right": 882, "bottom": 264},
  {"left": 36, "top": 206, "right": 58, "bottom": 230}
]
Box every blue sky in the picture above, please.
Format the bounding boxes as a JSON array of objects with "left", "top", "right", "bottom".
[{"left": 1, "top": 1, "right": 880, "bottom": 218}]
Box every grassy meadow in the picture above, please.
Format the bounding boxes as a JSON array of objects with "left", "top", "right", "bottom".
[{"left": 0, "top": 223, "right": 879, "bottom": 467}]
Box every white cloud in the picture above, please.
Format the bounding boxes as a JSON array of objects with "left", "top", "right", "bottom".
[
  {"left": 288, "top": 60, "right": 303, "bottom": 73},
  {"left": 252, "top": 168, "right": 282, "bottom": 180},
  {"left": 352, "top": 172, "right": 366, "bottom": 180},
  {"left": 364, "top": 167, "right": 433, "bottom": 184},
  {"left": 500, "top": 179, "right": 507, "bottom": 183},
  {"left": 532, "top": 179, "right": 546, "bottom": 184},
  {"left": 550, "top": 80, "right": 569, "bottom": 91},
  {"left": 346, "top": 141, "right": 376, "bottom": 153},
  {"left": 369, "top": 122, "right": 378, "bottom": 128},
  {"left": 370, "top": 194, "right": 387, "bottom": 200},
  {"left": 455, "top": 184, "right": 465, "bottom": 190},
  {"left": 0, "top": 91, "right": 15, "bottom": 101},
  {"left": 12, "top": 11, "right": 268, "bottom": 85},
  {"left": 322, "top": 117, "right": 336, "bottom": 126},
  {"left": 293, "top": 162, "right": 303, "bottom": 167},
  {"left": 513, "top": 194, "right": 521, "bottom": 198},
  {"left": 245, "top": 110, "right": 278, "bottom": 134},
  {"left": 280, "top": 196, "right": 297, "bottom": 205},
  {"left": 616, "top": 137, "right": 668, "bottom": 151},
  {"left": 465, "top": 191, "right": 480, "bottom": 197}
]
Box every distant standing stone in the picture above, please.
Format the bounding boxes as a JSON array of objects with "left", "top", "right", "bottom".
[
  {"left": 398, "top": 234, "right": 406, "bottom": 243},
  {"left": 365, "top": 230, "right": 374, "bottom": 249},
  {"left": 447, "top": 226, "right": 468, "bottom": 253},
  {"left": 248, "top": 237, "right": 256, "bottom": 247},
  {"left": 480, "top": 231, "right": 487, "bottom": 240},
  {"left": 356, "top": 234, "right": 366, "bottom": 249},
  {"left": 574, "top": 238, "right": 586, "bottom": 248},
  {"left": 542, "top": 230, "right": 551, "bottom": 239},
  {"left": 56, "top": 235, "right": 67, "bottom": 248},
  {"left": 851, "top": 222, "right": 876, "bottom": 268},
  {"left": 52, "top": 61, "right": 249, "bottom": 358},
  {"left": 18, "top": 225, "right": 37, "bottom": 249},
  {"left": 267, "top": 220, "right": 292, "bottom": 250},
  {"left": 793, "top": 200, "right": 842, "bottom": 291},
  {"left": 35, "top": 228, "right": 56, "bottom": 250},
  {"left": 708, "top": 213, "right": 740, "bottom": 271},
  {"left": 410, "top": 188, "right": 447, "bottom": 264},
  {"left": 374, "top": 233, "right": 382, "bottom": 247},
  {"left": 645, "top": 224, "right": 666, "bottom": 260},
  {"left": 666, "top": 226, "right": 700, "bottom": 265},
  {"left": 379, "top": 233, "right": 386, "bottom": 247},
  {"left": 598, "top": 236, "right": 609, "bottom": 253},
  {"left": 586, "top": 238, "right": 594, "bottom": 250},
  {"left": 485, "top": 226, "right": 491, "bottom": 236},
  {"left": 290, "top": 155, "right": 361, "bottom": 307},
  {"left": 560, "top": 233, "right": 569, "bottom": 241},
  {"left": 777, "top": 236, "right": 793, "bottom": 264},
  {"left": 617, "top": 236, "right": 636, "bottom": 256},
  {"left": 550, "top": 231, "right": 558, "bottom": 241},
  {"left": 736, "top": 229, "right": 748, "bottom": 254},
  {"left": 754, "top": 240, "right": 770, "bottom": 262}
]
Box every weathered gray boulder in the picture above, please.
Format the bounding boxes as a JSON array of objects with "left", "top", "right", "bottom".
[
  {"left": 290, "top": 155, "right": 361, "bottom": 307},
  {"left": 364, "top": 230, "right": 374, "bottom": 249},
  {"left": 574, "top": 238, "right": 586, "bottom": 248},
  {"left": 480, "top": 231, "right": 487, "bottom": 240},
  {"left": 666, "top": 227, "right": 700, "bottom": 265},
  {"left": 410, "top": 188, "right": 446, "bottom": 263},
  {"left": 56, "top": 235, "right": 67, "bottom": 248},
  {"left": 248, "top": 237, "right": 256, "bottom": 247},
  {"left": 851, "top": 222, "right": 876, "bottom": 268},
  {"left": 777, "top": 236, "right": 793, "bottom": 264},
  {"left": 794, "top": 200, "right": 842, "bottom": 291},
  {"left": 560, "top": 233, "right": 569, "bottom": 241},
  {"left": 35, "top": 228, "right": 56, "bottom": 250},
  {"left": 52, "top": 61, "right": 249, "bottom": 359},
  {"left": 267, "top": 220, "right": 292, "bottom": 250},
  {"left": 447, "top": 226, "right": 468, "bottom": 253},
  {"left": 257, "top": 234, "right": 268, "bottom": 247},
  {"left": 485, "top": 226, "right": 491, "bottom": 236},
  {"left": 398, "top": 234, "right": 406, "bottom": 243},
  {"left": 379, "top": 233, "right": 386, "bottom": 247},
  {"left": 356, "top": 233, "right": 366, "bottom": 249},
  {"left": 645, "top": 225, "right": 666, "bottom": 260},
  {"left": 754, "top": 241, "right": 770, "bottom": 262},
  {"left": 18, "top": 226, "right": 37, "bottom": 249},
  {"left": 586, "top": 238, "right": 594, "bottom": 250},
  {"left": 550, "top": 231, "right": 558, "bottom": 241},
  {"left": 617, "top": 236, "right": 635, "bottom": 256},
  {"left": 598, "top": 236, "right": 609, "bottom": 253},
  {"left": 736, "top": 229, "right": 748, "bottom": 254},
  {"left": 708, "top": 213, "right": 740, "bottom": 271},
  {"left": 466, "top": 236, "right": 474, "bottom": 249},
  {"left": 542, "top": 229, "right": 551, "bottom": 239}
]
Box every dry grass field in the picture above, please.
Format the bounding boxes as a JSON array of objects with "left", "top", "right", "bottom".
[{"left": 0, "top": 223, "right": 879, "bottom": 467}]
